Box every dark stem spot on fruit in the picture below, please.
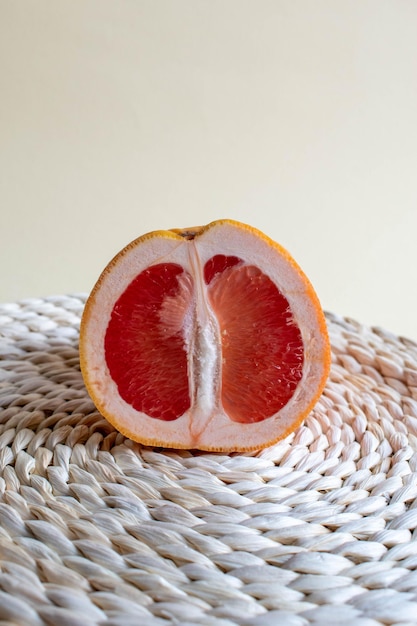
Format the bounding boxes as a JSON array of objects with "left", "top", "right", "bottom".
[{"left": 178, "top": 230, "right": 198, "bottom": 240}]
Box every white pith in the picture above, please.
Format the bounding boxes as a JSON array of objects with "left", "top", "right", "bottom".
[
  {"left": 81, "top": 221, "right": 329, "bottom": 451},
  {"left": 180, "top": 243, "right": 221, "bottom": 439}
]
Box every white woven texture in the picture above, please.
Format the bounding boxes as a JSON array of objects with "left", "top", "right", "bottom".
[{"left": 1, "top": 295, "right": 417, "bottom": 626}]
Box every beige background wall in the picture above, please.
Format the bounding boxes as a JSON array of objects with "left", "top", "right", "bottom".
[{"left": 1, "top": 1, "right": 417, "bottom": 339}]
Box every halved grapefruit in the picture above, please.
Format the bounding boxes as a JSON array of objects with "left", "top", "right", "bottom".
[{"left": 79, "top": 219, "right": 330, "bottom": 452}]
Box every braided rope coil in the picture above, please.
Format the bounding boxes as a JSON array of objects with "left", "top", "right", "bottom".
[{"left": 1, "top": 295, "right": 417, "bottom": 625}]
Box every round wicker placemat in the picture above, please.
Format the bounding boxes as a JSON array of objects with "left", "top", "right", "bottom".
[{"left": 1, "top": 295, "right": 417, "bottom": 626}]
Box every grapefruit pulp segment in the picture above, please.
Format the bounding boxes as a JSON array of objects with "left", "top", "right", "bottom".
[
  {"left": 104, "top": 263, "right": 192, "bottom": 421},
  {"left": 207, "top": 262, "right": 304, "bottom": 423}
]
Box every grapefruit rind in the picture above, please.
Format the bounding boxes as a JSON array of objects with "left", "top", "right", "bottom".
[{"left": 79, "top": 219, "right": 331, "bottom": 452}]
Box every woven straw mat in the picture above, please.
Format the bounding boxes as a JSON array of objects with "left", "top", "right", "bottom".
[{"left": 1, "top": 295, "right": 417, "bottom": 626}]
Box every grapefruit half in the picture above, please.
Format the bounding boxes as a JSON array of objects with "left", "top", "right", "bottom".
[{"left": 79, "top": 219, "right": 331, "bottom": 452}]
